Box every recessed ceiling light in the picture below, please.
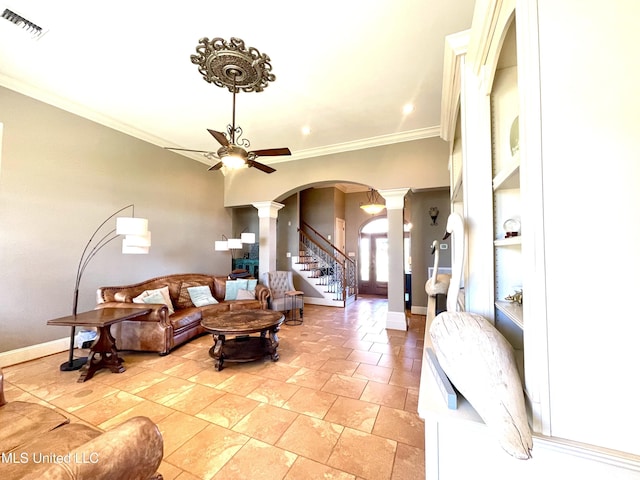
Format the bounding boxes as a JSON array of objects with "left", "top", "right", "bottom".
[
  {"left": 301, "top": 126, "right": 311, "bottom": 135},
  {"left": 402, "top": 104, "right": 415, "bottom": 115}
]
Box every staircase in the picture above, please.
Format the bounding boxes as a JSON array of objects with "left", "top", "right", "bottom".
[{"left": 293, "top": 222, "right": 357, "bottom": 307}]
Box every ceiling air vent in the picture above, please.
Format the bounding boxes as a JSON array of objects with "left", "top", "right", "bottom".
[{"left": 1, "top": 8, "right": 47, "bottom": 39}]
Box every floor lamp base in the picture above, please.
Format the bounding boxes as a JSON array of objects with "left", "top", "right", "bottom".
[{"left": 59, "top": 357, "right": 88, "bottom": 371}]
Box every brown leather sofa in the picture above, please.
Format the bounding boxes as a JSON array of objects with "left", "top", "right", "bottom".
[
  {"left": 96, "top": 273, "right": 270, "bottom": 355},
  {"left": 0, "top": 368, "right": 163, "bottom": 480}
]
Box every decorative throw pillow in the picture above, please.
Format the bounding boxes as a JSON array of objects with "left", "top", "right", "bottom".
[
  {"left": 224, "top": 280, "right": 240, "bottom": 301},
  {"left": 176, "top": 281, "right": 204, "bottom": 309},
  {"left": 247, "top": 279, "right": 258, "bottom": 293},
  {"left": 187, "top": 286, "right": 218, "bottom": 307},
  {"left": 133, "top": 286, "right": 175, "bottom": 314},
  {"left": 137, "top": 291, "right": 166, "bottom": 306},
  {"left": 236, "top": 288, "right": 255, "bottom": 300}
]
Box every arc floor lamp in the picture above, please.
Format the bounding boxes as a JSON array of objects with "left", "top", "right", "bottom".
[{"left": 61, "top": 204, "right": 150, "bottom": 371}]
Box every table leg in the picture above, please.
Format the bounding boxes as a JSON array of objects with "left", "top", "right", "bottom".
[
  {"left": 270, "top": 325, "right": 280, "bottom": 362},
  {"left": 209, "top": 334, "right": 226, "bottom": 371},
  {"left": 78, "top": 325, "right": 125, "bottom": 382}
]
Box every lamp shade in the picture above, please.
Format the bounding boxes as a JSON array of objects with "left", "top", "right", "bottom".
[
  {"left": 227, "top": 238, "right": 243, "bottom": 249},
  {"left": 116, "top": 217, "right": 149, "bottom": 235},
  {"left": 123, "top": 232, "right": 151, "bottom": 247},
  {"left": 215, "top": 240, "right": 229, "bottom": 251},
  {"left": 122, "top": 231, "right": 150, "bottom": 254},
  {"left": 241, "top": 232, "right": 255, "bottom": 244},
  {"left": 122, "top": 242, "right": 150, "bottom": 254}
]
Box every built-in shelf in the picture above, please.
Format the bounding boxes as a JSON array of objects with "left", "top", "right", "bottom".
[
  {"left": 452, "top": 169, "right": 463, "bottom": 202},
  {"left": 493, "top": 153, "right": 520, "bottom": 191},
  {"left": 494, "top": 236, "right": 522, "bottom": 246},
  {"left": 495, "top": 300, "right": 524, "bottom": 329}
]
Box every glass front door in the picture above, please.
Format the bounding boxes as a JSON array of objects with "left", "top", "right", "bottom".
[{"left": 359, "top": 230, "right": 388, "bottom": 296}]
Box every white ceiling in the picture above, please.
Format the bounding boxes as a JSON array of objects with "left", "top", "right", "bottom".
[{"left": 0, "top": 0, "right": 476, "bottom": 167}]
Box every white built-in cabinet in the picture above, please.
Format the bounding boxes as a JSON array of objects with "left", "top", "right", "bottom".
[{"left": 419, "top": 0, "right": 640, "bottom": 478}]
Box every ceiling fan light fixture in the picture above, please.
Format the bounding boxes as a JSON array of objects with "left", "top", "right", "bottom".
[
  {"left": 222, "top": 154, "right": 246, "bottom": 170},
  {"left": 165, "top": 37, "right": 291, "bottom": 174}
]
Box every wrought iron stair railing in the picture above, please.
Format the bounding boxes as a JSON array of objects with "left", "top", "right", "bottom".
[{"left": 298, "top": 222, "right": 357, "bottom": 302}]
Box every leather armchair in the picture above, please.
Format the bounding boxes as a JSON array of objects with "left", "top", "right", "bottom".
[{"left": 0, "top": 368, "right": 163, "bottom": 480}]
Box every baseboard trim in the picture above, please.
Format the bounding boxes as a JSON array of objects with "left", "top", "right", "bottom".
[
  {"left": 411, "top": 305, "right": 428, "bottom": 315},
  {"left": 0, "top": 337, "right": 69, "bottom": 368},
  {"left": 386, "top": 311, "right": 408, "bottom": 331},
  {"left": 303, "top": 297, "right": 344, "bottom": 308}
]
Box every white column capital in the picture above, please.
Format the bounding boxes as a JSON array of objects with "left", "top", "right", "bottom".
[
  {"left": 378, "top": 188, "right": 410, "bottom": 210},
  {"left": 252, "top": 201, "right": 285, "bottom": 218}
]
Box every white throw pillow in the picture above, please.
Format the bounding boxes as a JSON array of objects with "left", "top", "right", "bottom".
[
  {"left": 187, "top": 286, "right": 219, "bottom": 307},
  {"left": 133, "top": 286, "right": 175, "bottom": 314},
  {"left": 236, "top": 288, "right": 255, "bottom": 300}
]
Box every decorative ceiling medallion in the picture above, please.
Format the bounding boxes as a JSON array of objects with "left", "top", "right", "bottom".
[{"left": 190, "top": 37, "right": 275, "bottom": 92}]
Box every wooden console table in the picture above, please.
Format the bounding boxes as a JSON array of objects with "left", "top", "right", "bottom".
[
  {"left": 201, "top": 309, "right": 284, "bottom": 371},
  {"left": 47, "top": 308, "right": 151, "bottom": 382}
]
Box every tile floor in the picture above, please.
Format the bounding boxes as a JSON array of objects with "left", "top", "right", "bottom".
[{"left": 2, "top": 296, "right": 426, "bottom": 480}]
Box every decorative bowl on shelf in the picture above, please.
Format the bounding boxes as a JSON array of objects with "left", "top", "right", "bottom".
[{"left": 510, "top": 116, "right": 519, "bottom": 156}]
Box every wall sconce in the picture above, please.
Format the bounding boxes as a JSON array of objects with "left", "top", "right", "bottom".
[{"left": 429, "top": 207, "right": 439, "bottom": 226}]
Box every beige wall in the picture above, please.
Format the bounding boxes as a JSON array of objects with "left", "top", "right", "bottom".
[
  {"left": 223, "top": 137, "right": 450, "bottom": 207},
  {"left": 407, "top": 189, "right": 452, "bottom": 310},
  {"left": 0, "top": 87, "right": 231, "bottom": 352}
]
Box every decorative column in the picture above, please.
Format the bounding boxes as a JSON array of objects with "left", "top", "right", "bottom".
[
  {"left": 252, "top": 201, "right": 284, "bottom": 280},
  {"left": 379, "top": 188, "right": 410, "bottom": 331}
]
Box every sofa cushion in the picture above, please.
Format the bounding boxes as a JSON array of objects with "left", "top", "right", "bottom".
[
  {"left": 176, "top": 281, "right": 199, "bottom": 309},
  {"left": 133, "top": 286, "right": 175, "bottom": 314},
  {"left": 188, "top": 286, "right": 218, "bottom": 307},
  {"left": 236, "top": 289, "right": 255, "bottom": 300},
  {"left": 0, "top": 423, "right": 100, "bottom": 479},
  {"left": 169, "top": 308, "right": 202, "bottom": 331},
  {"left": 224, "top": 280, "right": 241, "bottom": 300},
  {"left": 212, "top": 277, "right": 228, "bottom": 301},
  {"left": 0, "top": 401, "right": 70, "bottom": 454}
]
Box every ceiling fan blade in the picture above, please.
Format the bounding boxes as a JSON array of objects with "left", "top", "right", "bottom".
[
  {"left": 165, "top": 147, "right": 212, "bottom": 154},
  {"left": 250, "top": 147, "right": 291, "bottom": 157},
  {"left": 247, "top": 160, "right": 276, "bottom": 174},
  {"left": 208, "top": 161, "right": 224, "bottom": 171},
  {"left": 207, "top": 129, "right": 230, "bottom": 147}
]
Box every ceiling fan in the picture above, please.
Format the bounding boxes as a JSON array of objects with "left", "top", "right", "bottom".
[{"left": 165, "top": 37, "right": 291, "bottom": 174}]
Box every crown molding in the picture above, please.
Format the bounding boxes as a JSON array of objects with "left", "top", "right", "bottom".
[
  {"left": 0, "top": 72, "right": 178, "bottom": 149},
  {"left": 1, "top": 73, "right": 440, "bottom": 165},
  {"left": 440, "top": 30, "right": 470, "bottom": 142},
  {"left": 277, "top": 126, "right": 441, "bottom": 164}
]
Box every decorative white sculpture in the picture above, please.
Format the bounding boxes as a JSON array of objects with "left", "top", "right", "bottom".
[
  {"left": 425, "top": 240, "right": 450, "bottom": 297},
  {"left": 430, "top": 311, "right": 533, "bottom": 459},
  {"left": 443, "top": 212, "right": 465, "bottom": 312},
  {"left": 430, "top": 212, "right": 533, "bottom": 460}
]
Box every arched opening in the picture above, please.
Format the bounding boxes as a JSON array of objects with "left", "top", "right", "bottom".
[
  {"left": 358, "top": 217, "right": 411, "bottom": 297},
  {"left": 359, "top": 216, "right": 389, "bottom": 296}
]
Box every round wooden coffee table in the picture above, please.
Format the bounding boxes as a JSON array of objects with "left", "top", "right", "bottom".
[{"left": 201, "top": 309, "right": 285, "bottom": 371}]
